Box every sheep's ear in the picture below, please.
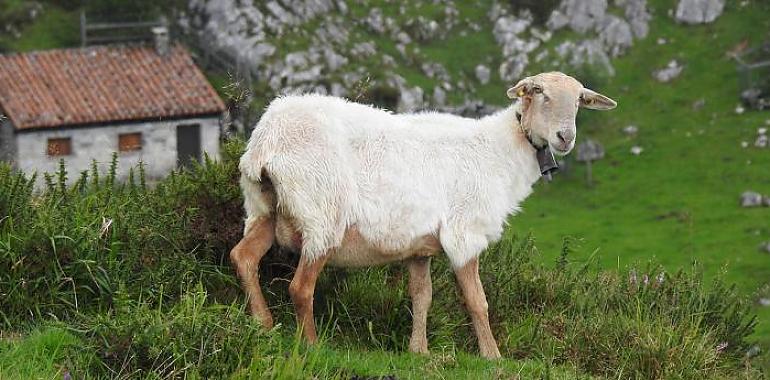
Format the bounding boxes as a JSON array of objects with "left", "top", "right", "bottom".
[
  {"left": 580, "top": 88, "right": 617, "bottom": 110},
  {"left": 506, "top": 77, "right": 534, "bottom": 99}
]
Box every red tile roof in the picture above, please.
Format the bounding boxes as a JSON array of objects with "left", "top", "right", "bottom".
[{"left": 0, "top": 44, "right": 225, "bottom": 130}]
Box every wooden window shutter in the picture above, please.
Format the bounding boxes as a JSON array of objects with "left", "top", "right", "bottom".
[
  {"left": 47, "top": 138, "right": 72, "bottom": 156},
  {"left": 119, "top": 132, "right": 142, "bottom": 152}
]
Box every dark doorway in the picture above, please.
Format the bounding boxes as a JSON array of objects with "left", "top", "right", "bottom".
[{"left": 177, "top": 124, "right": 201, "bottom": 169}]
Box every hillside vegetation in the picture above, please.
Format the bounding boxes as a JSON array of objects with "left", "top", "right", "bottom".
[
  {"left": 0, "top": 148, "right": 761, "bottom": 379},
  {"left": 1, "top": 0, "right": 770, "bottom": 378}
]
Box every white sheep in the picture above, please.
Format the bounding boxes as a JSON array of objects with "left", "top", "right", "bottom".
[{"left": 230, "top": 72, "right": 616, "bottom": 358}]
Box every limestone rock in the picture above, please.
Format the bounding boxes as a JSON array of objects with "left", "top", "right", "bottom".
[
  {"left": 599, "top": 15, "right": 634, "bottom": 57},
  {"left": 675, "top": 0, "right": 725, "bottom": 24},
  {"left": 433, "top": 86, "right": 447, "bottom": 106},
  {"left": 550, "top": 0, "right": 608, "bottom": 33},
  {"left": 622, "top": 0, "right": 651, "bottom": 38},
  {"left": 577, "top": 139, "right": 605, "bottom": 162},
  {"left": 741, "top": 191, "right": 764, "bottom": 207},
  {"left": 397, "top": 86, "right": 424, "bottom": 113},
  {"left": 365, "top": 8, "right": 387, "bottom": 34},
  {"left": 755, "top": 134, "right": 768, "bottom": 148},
  {"left": 653, "top": 60, "right": 683, "bottom": 83},
  {"left": 475, "top": 64, "right": 491, "bottom": 85},
  {"left": 623, "top": 125, "right": 639, "bottom": 135},
  {"left": 350, "top": 42, "right": 376, "bottom": 59},
  {"left": 555, "top": 39, "right": 615, "bottom": 77},
  {"left": 499, "top": 54, "right": 529, "bottom": 82}
]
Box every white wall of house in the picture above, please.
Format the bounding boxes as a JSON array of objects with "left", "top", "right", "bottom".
[{"left": 13, "top": 116, "right": 220, "bottom": 186}]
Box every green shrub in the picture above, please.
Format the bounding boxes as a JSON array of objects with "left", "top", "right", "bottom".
[
  {"left": 0, "top": 139, "right": 761, "bottom": 378},
  {"left": 0, "top": 141, "right": 248, "bottom": 326}
]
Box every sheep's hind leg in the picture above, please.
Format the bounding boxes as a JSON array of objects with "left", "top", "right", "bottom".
[
  {"left": 454, "top": 258, "right": 501, "bottom": 359},
  {"left": 230, "top": 216, "right": 275, "bottom": 329},
  {"left": 408, "top": 256, "right": 432, "bottom": 354},
  {"left": 289, "top": 253, "right": 330, "bottom": 343}
]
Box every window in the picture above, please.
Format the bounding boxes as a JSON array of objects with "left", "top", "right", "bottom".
[
  {"left": 47, "top": 137, "right": 72, "bottom": 156},
  {"left": 118, "top": 132, "right": 142, "bottom": 152}
]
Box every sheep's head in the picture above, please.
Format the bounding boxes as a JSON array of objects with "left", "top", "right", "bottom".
[{"left": 507, "top": 72, "right": 616, "bottom": 156}]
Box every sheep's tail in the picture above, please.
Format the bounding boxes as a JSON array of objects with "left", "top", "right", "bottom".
[{"left": 238, "top": 118, "right": 279, "bottom": 236}]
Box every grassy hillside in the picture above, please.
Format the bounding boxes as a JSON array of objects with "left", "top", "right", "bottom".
[
  {"left": 0, "top": 154, "right": 759, "bottom": 379},
  {"left": 513, "top": 0, "right": 770, "bottom": 344}
]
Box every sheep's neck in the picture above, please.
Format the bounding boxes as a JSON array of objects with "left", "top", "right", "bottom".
[
  {"left": 480, "top": 104, "right": 542, "bottom": 187},
  {"left": 512, "top": 101, "right": 558, "bottom": 180}
]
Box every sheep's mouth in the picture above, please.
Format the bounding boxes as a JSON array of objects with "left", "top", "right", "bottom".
[
  {"left": 550, "top": 145, "right": 571, "bottom": 156},
  {"left": 548, "top": 140, "right": 574, "bottom": 156}
]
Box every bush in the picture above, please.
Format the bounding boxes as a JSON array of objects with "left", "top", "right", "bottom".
[
  {"left": 0, "top": 139, "right": 761, "bottom": 378},
  {"left": 0, "top": 141, "right": 247, "bottom": 326}
]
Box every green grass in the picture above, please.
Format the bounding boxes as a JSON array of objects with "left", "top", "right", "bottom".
[
  {"left": 0, "top": 3, "right": 79, "bottom": 52},
  {"left": 0, "top": 327, "right": 81, "bottom": 379},
  {"left": 0, "top": 152, "right": 760, "bottom": 378},
  {"left": 510, "top": 0, "right": 770, "bottom": 345}
]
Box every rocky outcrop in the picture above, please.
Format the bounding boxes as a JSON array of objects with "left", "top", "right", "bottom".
[
  {"left": 675, "top": 0, "right": 725, "bottom": 24},
  {"left": 486, "top": 0, "right": 650, "bottom": 84},
  {"left": 547, "top": 0, "right": 608, "bottom": 33},
  {"left": 183, "top": 0, "right": 658, "bottom": 119},
  {"left": 598, "top": 15, "right": 634, "bottom": 57}
]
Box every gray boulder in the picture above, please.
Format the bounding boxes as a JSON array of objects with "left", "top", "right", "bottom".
[
  {"left": 549, "top": 0, "right": 608, "bottom": 33},
  {"left": 599, "top": 15, "right": 634, "bottom": 57},
  {"left": 350, "top": 42, "right": 376, "bottom": 59},
  {"left": 755, "top": 134, "right": 768, "bottom": 148},
  {"left": 555, "top": 39, "right": 615, "bottom": 77},
  {"left": 433, "top": 86, "right": 447, "bottom": 106},
  {"left": 546, "top": 10, "right": 570, "bottom": 31},
  {"left": 741, "top": 191, "right": 764, "bottom": 207},
  {"left": 622, "top": 125, "right": 639, "bottom": 135},
  {"left": 577, "top": 139, "right": 605, "bottom": 162},
  {"left": 475, "top": 64, "right": 491, "bottom": 85},
  {"left": 440, "top": 100, "right": 501, "bottom": 118},
  {"left": 323, "top": 49, "right": 348, "bottom": 71},
  {"left": 675, "top": 0, "right": 725, "bottom": 24},
  {"left": 330, "top": 82, "right": 347, "bottom": 97},
  {"left": 499, "top": 54, "right": 529, "bottom": 83},
  {"left": 621, "top": 0, "right": 651, "bottom": 38},
  {"left": 365, "top": 8, "right": 387, "bottom": 34},
  {"left": 397, "top": 86, "right": 425, "bottom": 113},
  {"left": 653, "top": 60, "right": 683, "bottom": 83}
]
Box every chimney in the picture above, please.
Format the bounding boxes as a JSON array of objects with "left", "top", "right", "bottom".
[{"left": 151, "top": 26, "right": 170, "bottom": 56}]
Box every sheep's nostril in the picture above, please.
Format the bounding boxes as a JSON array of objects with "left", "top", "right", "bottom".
[{"left": 557, "top": 130, "right": 575, "bottom": 145}]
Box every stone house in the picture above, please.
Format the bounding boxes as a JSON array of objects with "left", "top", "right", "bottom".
[{"left": 0, "top": 43, "right": 225, "bottom": 185}]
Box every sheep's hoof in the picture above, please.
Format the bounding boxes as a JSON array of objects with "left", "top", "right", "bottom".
[
  {"left": 480, "top": 348, "right": 502, "bottom": 360},
  {"left": 253, "top": 313, "right": 274, "bottom": 330},
  {"left": 408, "top": 339, "right": 429, "bottom": 355}
]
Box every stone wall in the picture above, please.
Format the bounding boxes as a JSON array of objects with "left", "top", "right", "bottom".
[{"left": 14, "top": 116, "right": 220, "bottom": 186}]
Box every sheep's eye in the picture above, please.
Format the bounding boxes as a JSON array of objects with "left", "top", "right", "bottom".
[{"left": 532, "top": 86, "right": 543, "bottom": 94}]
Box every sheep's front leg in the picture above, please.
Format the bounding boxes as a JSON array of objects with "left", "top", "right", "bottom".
[
  {"left": 230, "top": 216, "right": 275, "bottom": 329},
  {"left": 454, "top": 258, "right": 501, "bottom": 359},
  {"left": 407, "top": 257, "right": 432, "bottom": 354},
  {"left": 289, "top": 254, "right": 329, "bottom": 343}
]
